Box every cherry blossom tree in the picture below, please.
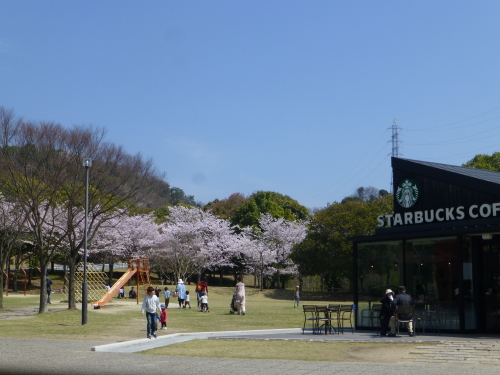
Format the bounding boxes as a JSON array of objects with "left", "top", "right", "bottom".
[
  {"left": 90, "top": 212, "right": 161, "bottom": 284},
  {"left": 153, "top": 206, "right": 241, "bottom": 282},
  {"left": 245, "top": 214, "right": 307, "bottom": 290}
]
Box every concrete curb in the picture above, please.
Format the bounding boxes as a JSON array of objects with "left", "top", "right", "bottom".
[{"left": 92, "top": 328, "right": 302, "bottom": 353}]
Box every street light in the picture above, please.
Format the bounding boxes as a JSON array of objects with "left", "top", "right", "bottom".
[{"left": 82, "top": 157, "right": 92, "bottom": 325}]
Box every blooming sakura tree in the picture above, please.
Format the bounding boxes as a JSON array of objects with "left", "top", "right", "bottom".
[
  {"left": 91, "top": 212, "right": 161, "bottom": 283},
  {"left": 153, "top": 206, "right": 241, "bottom": 282},
  {"left": 248, "top": 214, "right": 308, "bottom": 290}
]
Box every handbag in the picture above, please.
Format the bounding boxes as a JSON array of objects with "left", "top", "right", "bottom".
[{"left": 172, "top": 291, "right": 179, "bottom": 298}]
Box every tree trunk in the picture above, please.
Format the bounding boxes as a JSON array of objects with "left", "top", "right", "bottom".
[
  {"left": 260, "top": 254, "right": 264, "bottom": 291},
  {"left": 28, "top": 259, "right": 33, "bottom": 287},
  {"left": 39, "top": 259, "right": 48, "bottom": 314},
  {"left": 0, "top": 267, "right": 4, "bottom": 308},
  {"left": 67, "top": 255, "right": 77, "bottom": 310},
  {"left": 108, "top": 261, "right": 114, "bottom": 286}
]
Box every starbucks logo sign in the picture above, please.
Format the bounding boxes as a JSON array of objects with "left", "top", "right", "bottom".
[{"left": 396, "top": 178, "right": 419, "bottom": 208}]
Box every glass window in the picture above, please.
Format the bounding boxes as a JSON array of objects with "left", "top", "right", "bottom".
[
  {"left": 406, "top": 237, "right": 459, "bottom": 330},
  {"left": 356, "top": 241, "right": 403, "bottom": 327},
  {"left": 462, "top": 237, "right": 475, "bottom": 330}
]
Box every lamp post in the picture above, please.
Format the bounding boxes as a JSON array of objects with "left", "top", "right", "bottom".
[{"left": 82, "top": 158, "right": 92, "bottom": 325}]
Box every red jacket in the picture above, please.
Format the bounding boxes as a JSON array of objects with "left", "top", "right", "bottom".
[
  {"left": 196, "top": 281, "right": 208, "bottom": 293},
  {"left": 160, "top": 309, "right": 168, "bottom": 322}
]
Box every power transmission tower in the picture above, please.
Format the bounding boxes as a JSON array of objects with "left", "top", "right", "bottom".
[{"left": 388, "top": 119, "right": 402, "bottom": 193}]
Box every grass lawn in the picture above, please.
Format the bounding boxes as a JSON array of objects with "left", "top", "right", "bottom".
[
  {"left": 0, "top": 287, "right": 431, "bottom": 362},
  {"left": 0, "top": 286, "right": 342, "bottom": 342},
  {"left": 144, "top": 340, "right": 425, "bottom": 362}
]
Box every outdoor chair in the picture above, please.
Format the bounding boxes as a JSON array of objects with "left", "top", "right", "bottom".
[
  {"left": 338, "top": 305, "right": 354, "bottom": 334},
  {"left": 315, "top": 305, "right": 337, "bottom": 334},
  {"left": 302, "top": 305, "right": 318, "bottom": 334},
  {"left": 369, "top": 303, "right": 382, "bottom": 333},
  {"left": 417, "top": 304, "right": 440, "bottom": 335},
  {"left": 327, "top": 304, "right": 341, "bottom": 333},
  {"left": 395, "top": 305, "right": 415, "bottom": 336}
]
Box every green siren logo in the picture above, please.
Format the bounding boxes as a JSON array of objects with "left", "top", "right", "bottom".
[{"left": 396, "top": 178, "right": 419, "bottom": 208}]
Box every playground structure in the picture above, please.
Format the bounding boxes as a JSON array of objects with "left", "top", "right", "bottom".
[
  {"left": 2, "top": 268, "right": 30, "bottom": 296},
  {"left": 61, "top": 263, "right": 108, "bottom": 303},
  {"left": 91, "top": 258, "right": 151, "bottom": 309}
]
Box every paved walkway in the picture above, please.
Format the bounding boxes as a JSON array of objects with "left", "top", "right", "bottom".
[
  {"left": 92, "top": 328, "right": 500, "bottom": 367},
  {"left": 2, "top": 330, "right": 500, "bottom": 374}
]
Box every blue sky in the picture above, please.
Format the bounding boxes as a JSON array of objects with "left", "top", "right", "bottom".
[{"left": 1, "top": 1, "right": 500, "bottom": 209}]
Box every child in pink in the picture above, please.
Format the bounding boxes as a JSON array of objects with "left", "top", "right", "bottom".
[{"left": 160, "top": 304, "right": 168, "bottom": 329}]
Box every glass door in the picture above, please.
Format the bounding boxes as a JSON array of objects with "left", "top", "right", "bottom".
[{"left": 481, "top": 243, "right": 500, "bottom": 333}]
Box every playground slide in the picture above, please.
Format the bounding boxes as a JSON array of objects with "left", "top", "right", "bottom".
[{"left": 91, "top": 268, "right": 137, "bottom": 309}]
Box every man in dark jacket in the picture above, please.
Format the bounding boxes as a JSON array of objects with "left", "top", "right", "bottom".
[{"left": 388, "top": 285, "right": 414, "bottom": 337}]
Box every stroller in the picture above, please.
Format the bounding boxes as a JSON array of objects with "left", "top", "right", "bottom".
[{"left": 229, "top": 293, "right": 239, "bottom": 314}]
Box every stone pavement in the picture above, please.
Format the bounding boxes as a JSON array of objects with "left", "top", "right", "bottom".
[
  {"left": 2, "top": 330, "right": 500, "bottom": 375},
  {"left": 409, "top": 341, "right": 500, "bottom": 364}
]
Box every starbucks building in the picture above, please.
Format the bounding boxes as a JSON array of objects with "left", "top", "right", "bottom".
[{"left": 351, "top": 157, "right": 500, "bottom": 333}]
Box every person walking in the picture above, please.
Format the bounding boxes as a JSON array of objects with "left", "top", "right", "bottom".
[
  {"left": 294, "top": 285, "right": 300, "bottom": 308},
  {"left": 141, "top": 286, "right": 161, "bottom": 339},
  {"left": 235, "top": 276, "right": 246, "bottom": 315},
  {"left": 175, "top": 279, "right": 186, "bottom": 308},
  {"left": 159, "top": 304, "right": 168, "bottom": 329}
]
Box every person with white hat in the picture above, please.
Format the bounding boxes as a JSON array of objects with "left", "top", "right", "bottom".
[
  {"left": 175, "top": 278, "right": 187, "bottom": 308},
  {"left": 379, "top": 288, "right": 396, "bottom": 336}
]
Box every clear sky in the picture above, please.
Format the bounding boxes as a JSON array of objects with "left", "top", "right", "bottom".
[{"left": 1, "top": 1, "right": 500, "bottom": 209}]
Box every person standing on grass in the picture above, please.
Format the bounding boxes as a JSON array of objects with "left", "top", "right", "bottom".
[
  {"left": 185, "top": 291, "right": 191, "bottom": 309},
  {"left": 141, "top": 286, "right": 161, "bottom": 339},
  {"left": 294, "top": 285, "right": 300, "bottom": 308},
  {"left": 164, "top": 287, "right": 170, "bottom": 308},
  {"left": 196, "top": 277, "right": 209, "bottom": 310},
  {"left": 176, "top": 279, "right": 186, "bottom": 308},
  {"left": 235, "top": 276, "right": 246, "bottom": 315},
  {"left": 45, "top": 272, "right": 53, "bottom": 304},
  {"left": 159, "top": 304, "right": 168, "bottom": 329},
  {"left": 200, "top": 293, "right": 210, "bottom": 312}
]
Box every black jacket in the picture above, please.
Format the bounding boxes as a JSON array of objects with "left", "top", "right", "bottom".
[
  {"left": 394, "top": 291, "right": 413, "bottom": 319},
  {"left": 379, "top": 296, "right": 396, "bottom": 319}
]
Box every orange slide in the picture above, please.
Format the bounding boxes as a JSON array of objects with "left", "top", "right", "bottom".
[{"left": 91, "top": 268, "right": 137, "bottom": 309}]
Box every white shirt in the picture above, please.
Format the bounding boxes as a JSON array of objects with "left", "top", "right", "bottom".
[
  {"left": 200, "top": 295, "right": 208, "bottom": 304},
  {"left": 142, "top": 294, "right": 161, "bottom": 314}
]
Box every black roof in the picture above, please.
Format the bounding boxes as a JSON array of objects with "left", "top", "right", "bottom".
[{"left": 392, "top": 157, "right": 500, "bottom": 195}]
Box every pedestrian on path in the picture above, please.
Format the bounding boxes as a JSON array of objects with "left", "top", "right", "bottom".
[{"left": 141, "top": 286, "right": 161, "bottom": 339}]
